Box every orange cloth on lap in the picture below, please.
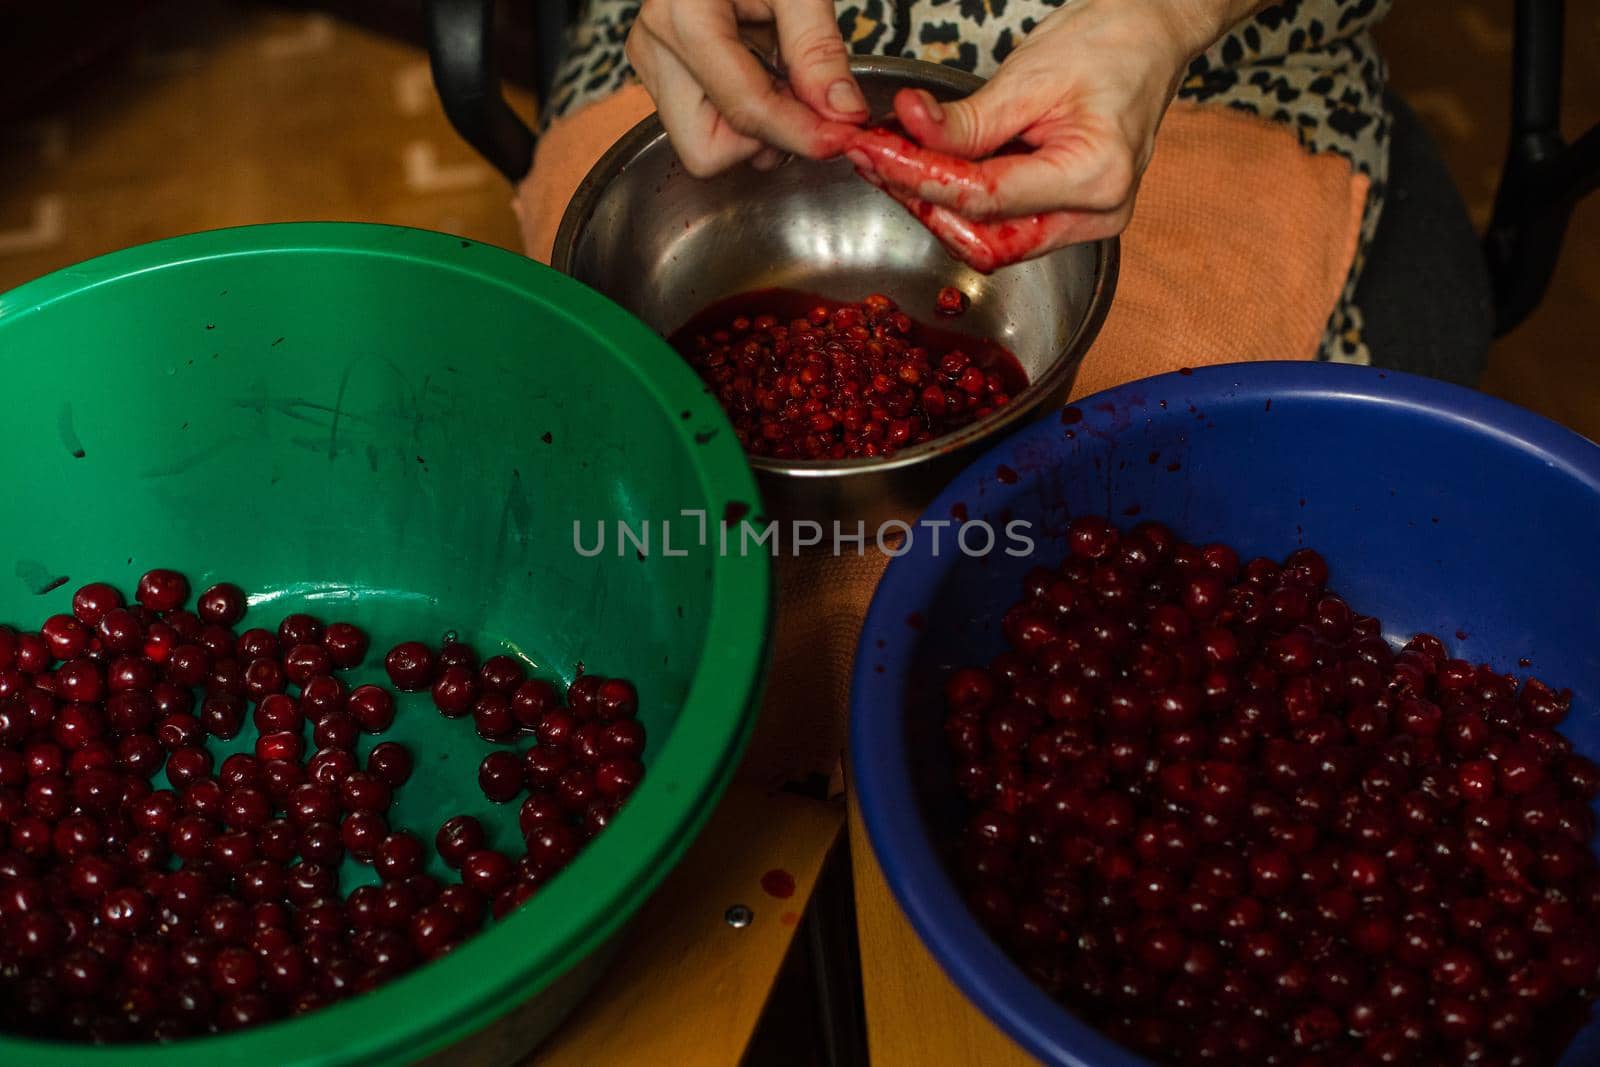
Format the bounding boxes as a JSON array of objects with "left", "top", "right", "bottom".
[{"left": 513, "top": 84, "right": 1370, "bottom": 788}]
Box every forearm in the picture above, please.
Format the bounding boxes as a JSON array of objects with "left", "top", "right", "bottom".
[{"left": 1141, "top": 0, "right": 1274, "bottom": 60}]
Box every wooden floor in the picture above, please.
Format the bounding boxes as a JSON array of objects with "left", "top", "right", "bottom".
[
  {"left": 0, "top": 2, "right": 532, "bottom": 285},
  {"left": 2, "top": 1, "right": 1594, "bottom": 441}
]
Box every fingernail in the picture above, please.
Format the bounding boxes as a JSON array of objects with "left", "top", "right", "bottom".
[
  {"left": 828, "top": 79, "right": 867, "bottom": 115},
  {"left": 915, "top": 90, "right": 944, "bottom": 122}
]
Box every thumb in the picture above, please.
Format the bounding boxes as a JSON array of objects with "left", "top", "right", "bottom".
[{"left": 892, "top": 85, "right": 1023, "bottom": 159}]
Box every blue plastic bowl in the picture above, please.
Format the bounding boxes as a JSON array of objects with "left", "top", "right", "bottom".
[{"left": 851, "top": 362, "right": 1600, "bottom": 1067}]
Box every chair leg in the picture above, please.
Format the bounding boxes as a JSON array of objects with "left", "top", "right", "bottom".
[
  {"left": 1484, "top": 0, "right": 1600, "bottom": 334},
  {"left": 531, "top": 1, "right": 580, "bottom": 108},
  {"left": 424, "top": 0, "right": 537, "bottom": 182}
]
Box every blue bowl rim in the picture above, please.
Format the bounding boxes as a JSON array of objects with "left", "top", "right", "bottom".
[{"left": 849, "top": 360, "right": 1600, "bottom": 1067}]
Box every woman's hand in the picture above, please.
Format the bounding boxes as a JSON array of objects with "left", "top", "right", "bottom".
[
  {"left": 846, "top": 0, "right": 1262, "bottom": 269},
  {"left": 625, "top": 0, "right": 868, "bottom": 177}
]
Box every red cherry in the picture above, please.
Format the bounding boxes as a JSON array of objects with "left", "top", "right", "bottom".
[
  {"left": 56, "top": 658, "right": 104, "bottom": 703},
  {"left": 71, "top": 582, "right": 124, "bottom": 626},
  {"left": 136, "top": 569, "right": 190, "bottom": 612},
  {"left": 366, "top": 742, "right": 413, "bottom": 789},
  {"left": 478, "top": 655, "right": 526, "bottom": 694},
  {"left": 222, "top": 787, "right": 272, "bottom": 831},
  {"left": 341, "top": 811, "right": 388, "bottom": 860},
  {"left": 524, "top": 822, "right": 577, "bottom": 873},
  {"left": 347, "top": 685, "right": 397, "bottom": 733},
  {"left": 523, "top": 745, "right": 571, "bottom": 790},
  {"left": 473, "top": 693, "right": 516, "bottom": 743},
  {"left": 460, "top": 849, "right": 515, "bottom": 896},
  {"left": 384, "top": 642, "right": 436, "bottom": 692},
  {"left": 595, "top": 678, "right": 639, "bottom": 719},
  {"left": 218, "top": 754, "right": 263, "bottom": 792},
  {"left": 374, "top": 832, "right": 426, "bottom": 882},
  {"left": 237, "top": 628, "right": 279, "bottom": 662},
  {"left": 277, "top": 613, "right": 323, "bottom": 648},
  {"left": 42, "top": 614, "right": 91, "bottom": 660},
  {"left": 15, "top": 632, "right": 51, "bottom": 672},
  {"left": 299, "top": 674, "right": 347, "bottom": 719},
  {"left": 431, "top": 666, "right": 477, "bottom": 718},
  {"left": 934, "top": 285, "right": 969, "bottom": 316},
  {"left": 107, "top": 654, "right": 158, "bottom": 694},
  {"left": 339, "top": 772, "right": 392, "bottom": 814},
  {"left": 307, "top": 748, "right": 357, "bottom": 789},
  {"left": 437, "top": 884, "right": 485, "bottom": 930},
  {"left": 478, "top": 751, "right": 524, "bottom": 803},
  {"left": 243, "top": 658, "right": 287, "bottom": 700},
  {"left": 435, "top": 815, "right": 486, "bottom": 869},
  {"left": 254, "top": 693, "right": 303, "bottom": 734},
  {"left": 408, "top": 904, "right": 459, "bottom": 958},
  {"left": 594, "top": 758, "right": 644, "bottom": 799},
  {"left": 207, "top": 657, "right": 246, "bottom": 697},
  {"left": 567, "top": 675, "right": 602, "bottom": 719},
  {"left": 518, "top": 793, "right": 566, "bottom": 836},
  {"left": 196, "top": 583, "right": 247, "bottom": 626},
  {"left": 165, "top": 747, "right": 214, "bottom": 789},
  {"left": 283, "top": 643, "right": 332, "bottom": 685},
  {"left": 199, "top": 694, "right": 245, "bottom": 739},
  {"left": 1458, "top": 760, "right": 1497, "bottom": 802},
  {"left": 311, "top": 711, "right": 359, "bottom": 751},
  {"left": 511, "top": 678, "right": 561, "bottom": 728},
  {"left": 256, "top": 731, "right": 304, "bottom": 764},
  {"left": 597, "top": 719, "right": 647, "bottom": 760},
  {"left": 321, "top": 622, "right": 369, "bottom": 669}
]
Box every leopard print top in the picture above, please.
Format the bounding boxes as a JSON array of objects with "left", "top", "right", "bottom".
[{"left": 548, "top": 0, "right": 1394, "bottom": 364}]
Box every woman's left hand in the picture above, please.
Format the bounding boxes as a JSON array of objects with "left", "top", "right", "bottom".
[{"left": 845, "top": 0, "right": 1259, "bottom": 269}]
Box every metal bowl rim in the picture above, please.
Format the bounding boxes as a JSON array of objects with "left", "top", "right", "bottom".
[{"left": 551, "top": 55, "right": 1120, "bottom": 481}]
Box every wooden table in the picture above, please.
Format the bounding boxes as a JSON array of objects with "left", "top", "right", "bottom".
[
  {"left": 846, "top": 789, "right": 1038, "bottom": 1067},
  {"left": 528, "top": 782, "right": 843, "bottom": 1065},
  {"left": 522, "top": 782, "right": 1031, "bottom": 1067}
]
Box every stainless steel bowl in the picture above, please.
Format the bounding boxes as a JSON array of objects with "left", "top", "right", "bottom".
[{"left": 552, "top": 56, "right": 1118, "bottom": 530}]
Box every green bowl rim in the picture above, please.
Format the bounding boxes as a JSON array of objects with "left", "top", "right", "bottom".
[{"left": 0, "top": 222, "right": 773, "bottom": 1065}]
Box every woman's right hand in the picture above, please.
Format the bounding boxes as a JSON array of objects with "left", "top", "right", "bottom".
[{"left": 625, "top": 0, "right": 868, "bottom": 176}]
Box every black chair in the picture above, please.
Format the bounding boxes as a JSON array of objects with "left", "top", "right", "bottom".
[
  {"left": 1356, "top": 0, "right": 1599, "bottom": 384},
  {"left": 423, "top": 0, "right": 576, "bottom": 186},
  {"left": 424, "top": 0, "right": 1598, "bottom": 385}
]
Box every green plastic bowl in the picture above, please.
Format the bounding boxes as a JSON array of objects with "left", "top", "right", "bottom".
[{"left": 0, "top": 224, "right": 771, "bottom": 1064}]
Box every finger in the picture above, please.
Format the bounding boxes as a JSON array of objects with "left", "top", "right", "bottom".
[
  {"left": 846, "top": 126, "right": 994, "bottom": 210},
  {"left": 854, "top": 119, "right": 1135, "bottom": 220},
  {"left": 665, "top": 1, "right": 857, "bottom": 158},
  {"left": 913, "top": 202, "right": 1116, "bottom": 273},
  {"left": 773, "top": 0, "right": 867, "bottom": 122},
  {"left": 647, "top": 38, "right": 765, "bottom": 177},
  {"left": 891, "top": 85, "right": 1028, "bottom": 159},
  {"left": 856, "top": 162, "right": 1125, "bottom": 272}
]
